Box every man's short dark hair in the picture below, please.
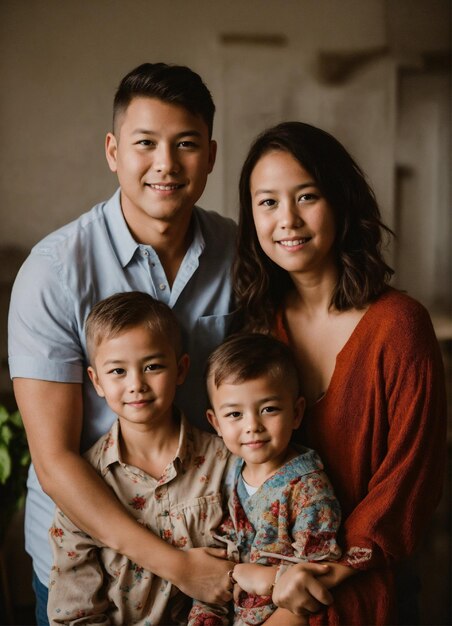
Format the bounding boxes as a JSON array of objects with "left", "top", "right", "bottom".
[{"left": 113, "top": 62, "right": 215, "bottom": 137}]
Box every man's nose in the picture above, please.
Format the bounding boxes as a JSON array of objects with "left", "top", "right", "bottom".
[{"left": 153, "top": 143, "right": 180, "bottom": 175}]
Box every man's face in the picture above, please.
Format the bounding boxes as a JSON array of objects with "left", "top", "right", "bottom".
[{"left": 106, "top": 97, "right": 216, "bottom": 241}]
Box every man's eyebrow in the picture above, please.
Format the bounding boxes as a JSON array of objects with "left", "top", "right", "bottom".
[{"left": 131, "top": 129, "right": 203, "bottom": 138}]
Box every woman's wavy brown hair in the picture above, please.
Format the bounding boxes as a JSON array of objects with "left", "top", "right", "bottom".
[{"left": 233, "top": 122, "right": 394, "bottom": 332}]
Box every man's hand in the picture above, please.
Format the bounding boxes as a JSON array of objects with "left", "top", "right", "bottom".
[
  {"left": 272, "top": 562, "right": 333, "bottom": 616},
  {"left": 174, "top": 547, "right": 234, "bottom": 604}
]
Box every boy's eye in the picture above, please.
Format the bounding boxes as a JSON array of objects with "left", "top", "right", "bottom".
[
  {"left": 109, "top": 368, "right": 125, "bottom": 375},
  {"left": 144, "top": 363, "right": 164, "bottom": 372}
]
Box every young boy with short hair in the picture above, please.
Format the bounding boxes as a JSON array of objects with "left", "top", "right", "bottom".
[
  {"left": 9, "top": 62, "right": 236, "bottom": 623},
  {"left": 188, "top": 333, "right": 341, "bottom": 626},
  {"left": 48, "top": 291, "right": 231, "bottom": 626}
]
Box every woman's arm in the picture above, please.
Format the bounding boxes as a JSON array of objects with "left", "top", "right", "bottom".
[{"left": 14, "top": 378, "right": 233, "bottom": 604}]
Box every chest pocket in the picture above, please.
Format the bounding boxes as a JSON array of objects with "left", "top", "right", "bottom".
[{"left": 169, "top": 493, "right": 224, "bottom": 549}]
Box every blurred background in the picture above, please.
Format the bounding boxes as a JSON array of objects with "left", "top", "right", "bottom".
[{"left": 0, "top": 0, "right": 450, "bottom": 624}]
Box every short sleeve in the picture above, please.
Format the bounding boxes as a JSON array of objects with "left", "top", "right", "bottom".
[{"left": 8, "top": 250, "right": 84, "bottom": 382}]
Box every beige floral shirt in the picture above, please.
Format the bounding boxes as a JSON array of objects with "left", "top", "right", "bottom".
[{"left": 48, "top": 415, "right": 231, "bottom": 625}]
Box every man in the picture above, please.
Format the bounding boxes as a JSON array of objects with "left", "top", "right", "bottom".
[{"left": 8, "top": 62, "right": 236, "bottom": 624}]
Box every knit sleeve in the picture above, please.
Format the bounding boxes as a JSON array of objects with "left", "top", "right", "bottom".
[{"left": 340, "top": 304, "right": 447, "bottom": 570}]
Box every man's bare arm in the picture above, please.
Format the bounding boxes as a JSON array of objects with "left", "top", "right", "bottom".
[{"left": 14, "top": 378, "right": 232, "bottom": 603}]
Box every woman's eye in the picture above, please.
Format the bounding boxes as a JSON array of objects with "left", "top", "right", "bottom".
[
  {"left": 258, "top": 198, "right": 277, "bottom": 208},
  {"left": 298, "top": 193, "right": 318, "bottom": 202}
]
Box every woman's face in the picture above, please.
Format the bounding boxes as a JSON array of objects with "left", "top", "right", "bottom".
[{"left": 250, "top": 150, "right": 337, "bottom": 279}]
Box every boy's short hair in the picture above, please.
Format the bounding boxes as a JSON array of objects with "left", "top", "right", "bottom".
[
  {"left": 85, "top": 291, "right": 182, "bottom": 363},
  {"left": 206, "top": 333, "right": 300, "bottom": 398},
  {"left": 113, "top": 62, "right": 215, "bottom": 137}
]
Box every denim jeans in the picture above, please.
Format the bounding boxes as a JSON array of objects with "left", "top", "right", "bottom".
[{"left": 32, "top": 569, "right": 49, "bottom": 626}]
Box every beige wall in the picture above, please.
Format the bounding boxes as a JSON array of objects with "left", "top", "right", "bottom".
[{"left": 0, "top": 0, "right": 450, "bottom": 310}]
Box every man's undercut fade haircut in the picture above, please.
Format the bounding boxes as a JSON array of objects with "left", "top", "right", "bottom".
[
  {"left": 113, "top": 62, "right": 216, "bottom": 137},
  {"left": 85, "top": 291, "right": 182, "bottom": 362},
  {"left": 206, "top": 333, "right": 300, "bottom": 398}
]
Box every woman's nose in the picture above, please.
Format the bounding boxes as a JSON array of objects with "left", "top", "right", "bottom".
[{"left": 280, "top": 200, "right": 303, "bottom": 229}]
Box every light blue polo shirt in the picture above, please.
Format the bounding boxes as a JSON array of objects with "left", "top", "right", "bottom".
[{"left": 8, "top": 188, "right": 237, "bottom": 585}]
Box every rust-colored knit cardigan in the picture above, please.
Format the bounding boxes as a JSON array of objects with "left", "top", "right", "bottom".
[{"left": 275, "top": 289, "right": 447, "bottom": 625}]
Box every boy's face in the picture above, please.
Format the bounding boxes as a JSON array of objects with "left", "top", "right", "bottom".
[
  {"left": 88, "top": 324, "right": 189, "bottom": 429},
  {"left": 105, "top": 97, "right": 217, "bottom": 240},
  {"left": 207, "top": 375, "right": 304, "bottom": 477}
]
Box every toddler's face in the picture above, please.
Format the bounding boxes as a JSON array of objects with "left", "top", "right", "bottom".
[{"left": 207, "top": 374, "right": 304, "bottom": 480}]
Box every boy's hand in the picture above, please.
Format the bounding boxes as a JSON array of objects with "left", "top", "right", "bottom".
[
  {"left": 231, "top": 563, "right": 277, "bottom": 597},
  {"left": 272, "top": 562, "right": 333, "bottom": 616},
  {"left": 175, "top": 547, "right": 234, "bottom": 604}
]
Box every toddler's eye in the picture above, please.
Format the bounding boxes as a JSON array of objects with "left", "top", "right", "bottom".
[{"left": 225, "top": 411, "right": 242, "bottom": 419}]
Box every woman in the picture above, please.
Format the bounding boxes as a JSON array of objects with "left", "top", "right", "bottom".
[{"left": 233, "top": 122, "right": 447, "bottom": 625}]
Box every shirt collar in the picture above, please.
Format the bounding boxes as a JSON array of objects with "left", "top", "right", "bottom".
[
  {"left": 103, "top": 189, "right": 140, "bottom": 268},
  {"left": 98, "top": 411, "right": 194, "bottom": 475},
  {"left": 104, "top": 189, "right": 206, "bottom": 269}
]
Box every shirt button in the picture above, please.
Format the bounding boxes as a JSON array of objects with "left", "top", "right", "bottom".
[
  {"left": 159, "top": 283, "right": 166, "bottom": 291},
  {"left": 142, "top": 249, "right": 149, "bottom": 256}
]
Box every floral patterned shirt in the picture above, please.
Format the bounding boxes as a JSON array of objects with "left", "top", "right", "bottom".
[
  {"left": 189, "top": 447, "right": 341, "bottom": 626},
  {"left": 48, "top": 415, "right": 232, "bottom": 626}
]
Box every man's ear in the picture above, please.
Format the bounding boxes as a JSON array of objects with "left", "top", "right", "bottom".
[
  {"left": 87, "top": 366, "right": 105, "bottom": 398},
  {"left": 105, "top": 133, "right": 118, "bottom": 173},
  {"left": 206, "top": 408, "right": 221, "bottom": 436},
  {"left": 293, "top": 396, "right": 306, "bottom": 430},
  {"left": 207, "top": 140, "right": 217, "bottom": 173},
  {"left": 176, "top": 353, "right": 190, "bottom": 386}
]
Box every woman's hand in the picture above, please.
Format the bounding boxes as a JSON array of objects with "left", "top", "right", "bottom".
[
  {"left": 231, "top": 562, "right": 277, "bottom": 597},
  {"left": 272, "top": 562, "right": 333, "bottom": 615}
]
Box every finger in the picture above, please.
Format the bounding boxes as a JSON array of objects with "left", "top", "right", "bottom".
[
  {"left": 306, "top": 577, "right": 333, "bottom": 606},
  {"left": 233, "top": 584, "right": 243, "bottom": 604},
  {"left": 204, "top": 547, "right": 229, "bottom": 559}
]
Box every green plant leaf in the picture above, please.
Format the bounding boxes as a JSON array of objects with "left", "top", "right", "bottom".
[
  {"left": 9, "top": 410, "right": 23, "bottom": 428},
  {"left": 0, "top": 406, "right": 8, "bottom": 427},
  {"left": 0, "top": 424, "right": 13, "bottom": 446},
  {"left": 0, "top": 444, "right": 12, "bottom": 484}
]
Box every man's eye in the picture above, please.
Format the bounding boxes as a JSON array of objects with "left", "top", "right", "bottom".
[
  {"left": 137, "top": 140, "right": 155, "bottom": 147},
  {"left": 178, "top": 141, "right": 198, "bottom": 149}
]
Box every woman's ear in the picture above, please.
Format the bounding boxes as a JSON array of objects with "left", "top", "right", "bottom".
[{"left": 87, "top": 366, "right": 105, "bottom": 398}]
